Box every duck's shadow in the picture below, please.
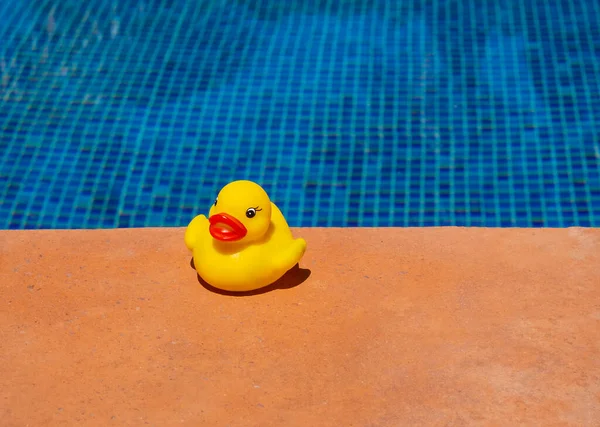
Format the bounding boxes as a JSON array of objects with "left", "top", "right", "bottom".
[{"left": 190, "top": 258, "right": 311, "bottom": 296}]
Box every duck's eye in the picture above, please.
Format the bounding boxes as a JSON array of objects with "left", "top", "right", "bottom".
[
  {"left": 245, "top": 208, "right": 257, "bottom": 218},
  {"left": 214, "top": 197, "right": 218, "bottom": 207}
]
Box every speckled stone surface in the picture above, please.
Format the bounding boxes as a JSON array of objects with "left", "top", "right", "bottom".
[{"left": 1, "top": 227, "right": 599, "bottom": 426}]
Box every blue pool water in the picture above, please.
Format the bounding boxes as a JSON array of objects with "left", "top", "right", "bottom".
[{"left": 1, "top": 0, "right": 599, "bottom": 228}]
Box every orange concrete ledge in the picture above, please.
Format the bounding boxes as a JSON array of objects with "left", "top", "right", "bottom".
[{"left": 1, "top": 227, "right": 599, "bottom": 426}]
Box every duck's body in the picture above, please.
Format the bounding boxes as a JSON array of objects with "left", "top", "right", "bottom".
[{"left": 185, "top": 181, "right": 306, "bottom": 292}]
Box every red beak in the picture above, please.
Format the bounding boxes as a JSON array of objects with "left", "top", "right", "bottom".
[{"left": 208, "top": 213, "right": 247, "bottom": 241}]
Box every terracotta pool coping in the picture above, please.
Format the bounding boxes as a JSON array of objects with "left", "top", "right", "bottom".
[{"left": 2, "top": 227, "right": 599, "bottom": 426}]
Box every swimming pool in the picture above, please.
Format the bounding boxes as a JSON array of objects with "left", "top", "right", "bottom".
[{"left": 1, "top": 0, "right": 599, "bottom": 228}]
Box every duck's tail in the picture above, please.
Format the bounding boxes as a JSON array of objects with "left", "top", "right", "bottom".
[
  {"left": 184, "top": 214, "right": 207, "bottom": 251},
  {"left": 293, "top": 238, "right": 307, "bottom": 261},
  {"left": 278, "top": 237, "right": 307, "bottom": 271}
]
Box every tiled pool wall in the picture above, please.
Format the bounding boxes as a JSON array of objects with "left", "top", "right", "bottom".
[{"left": 1, "top": 0, "right": 599, "bottom": 229}]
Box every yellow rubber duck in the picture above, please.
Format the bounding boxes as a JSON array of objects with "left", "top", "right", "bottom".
[{"left": 184, "top": 180, "right": 307, "bottom": 292}]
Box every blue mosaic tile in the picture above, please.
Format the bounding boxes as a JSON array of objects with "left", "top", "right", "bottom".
[{"left": 1, "top": 0, "right": 599, "bottom": 229}]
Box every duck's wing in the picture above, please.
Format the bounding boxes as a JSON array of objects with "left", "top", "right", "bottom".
[{"left": 184, "top": 214, "right": 208, "bottom": 251}]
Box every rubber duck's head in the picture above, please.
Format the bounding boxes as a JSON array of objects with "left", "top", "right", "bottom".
[{"left": 208, "top": 180, "right": 272, "bottom": 243}]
